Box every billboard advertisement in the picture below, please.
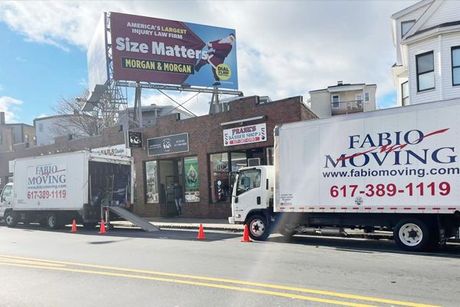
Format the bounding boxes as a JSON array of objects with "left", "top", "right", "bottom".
[{"left": 110, "top": 12, "right": 238, "bottom": 89}]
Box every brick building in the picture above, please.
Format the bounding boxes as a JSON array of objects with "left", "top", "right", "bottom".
[
  {"left": 132, "top": 95, "right": 316, "bottom": 218},
  {"left": 0, "top": 95, "right": 316, "bottom": 218}
]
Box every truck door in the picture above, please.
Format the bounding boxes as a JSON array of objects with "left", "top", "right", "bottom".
[
  {"left": 232, "top": 168, "right": 266, "bottom": 222},
  {"left": 0, "top": 184, "right": 13, "bottom": 218}
]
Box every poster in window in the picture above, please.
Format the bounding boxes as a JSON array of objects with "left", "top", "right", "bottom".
[
  {"left": 145, "top": 161, "right": 159, "bottom": 203},
  {"left": 184, "top": 156, "right": 200, "bottom": 202}
]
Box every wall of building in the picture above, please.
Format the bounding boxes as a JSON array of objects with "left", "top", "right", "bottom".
[
  {"left": 309, "top": 91, "right": 332, "bottom": 118},
  {"left": 131, "top": 96, "right": 316, "bottom": 218},
  {"left": 35, "top": 116, "right": 90, "bottom": 146},
  {"left": 408, "top": 32, "right": 460, "bottom": 104}
]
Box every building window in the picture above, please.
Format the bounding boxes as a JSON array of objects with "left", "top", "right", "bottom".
[
  {"left": 401, "top": 81, "right": 409, "bottom": 105},
  {"left": 331, "top": 95, "right": 340, "bottom": 108},
  {"left": 452, "top": 46, "right": 460, "bottom": 86},
  {"left": 416, "top": 51, "right": 435, "bottom": 92},
  {"left": 364, "top": 92, "right": 369, "bottom": 102},
  {"left": 401, "top": 20, "right": 415, "bottom": 38},
  {"left": 145, "top": 161, "right": 159, "bottom": 204},
  {"left": 184, "top": 156, "right": 200, "bottom": 202},
  {"left": 356, "top": 94, "right": 362, "bottom": 103},
  {"left": 210, "top": 153, "right": 230, "bottom": 203}
]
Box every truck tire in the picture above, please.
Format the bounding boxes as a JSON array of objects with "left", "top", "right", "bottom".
[
  {"left": 247, "top": 214, "right": 270, "bottom": 241},
  {"left": 279, "top": 225, "right": 296, "bottom": 239},
  {"left": 46, "top": 213, "right": 59, "bottom": 229},
  {"left": 4, "top": 211, "right": 17, "bottom": 228},
  {"left": 394, "top": 219, "right": 432, "bottom": 251}
]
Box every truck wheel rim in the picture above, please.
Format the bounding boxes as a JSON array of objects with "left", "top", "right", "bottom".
[
  {"left": 250, "top": 219, "right": 265, "bottom": 237},
  {"left": 5, "top": 215, "right": 13, "bottom": 225},
  {"left": 398, "top": 223, "right": 423, "bottom": 247},
  {"left": 48, "top": 216, "right": 56, "bottom": 227}
]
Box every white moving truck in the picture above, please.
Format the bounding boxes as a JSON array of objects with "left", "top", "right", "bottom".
[
  {"left": 229, "top": 99, "right": 460, "bottom": 251},
  {"left": 0, "top": 151, "right": 132, "bottom": 229}
]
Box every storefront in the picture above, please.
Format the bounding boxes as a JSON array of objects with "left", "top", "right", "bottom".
[{"left": 132, "top": 95, "right": 316, "bottom": 218}]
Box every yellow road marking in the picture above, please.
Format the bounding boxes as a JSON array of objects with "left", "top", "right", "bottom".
[
  {"left": 0, "top": 254, "right": 439, "bottom": 307},
  {"left": 0, "top": 258, "right": 65, "bottom": 267},
  {"left": 0, "top": 261, "right": 373, "bottom": 307}
]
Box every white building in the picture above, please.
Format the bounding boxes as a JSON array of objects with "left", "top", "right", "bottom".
[
  {"left": 308, "top": 81, "right": 377, "bottom": 119},
  {"left": 392, "top": 0, "right": 460, "bottom": 106},
  {"left": 34, "top": 115, "right": 93, "bottom": 146}
]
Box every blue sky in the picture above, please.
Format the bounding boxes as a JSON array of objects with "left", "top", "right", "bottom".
[
  {"left": 0, "top": 23, "right": 87, "bottom": 124},
  {"left": 0, "top": 1, "right": 412, "bottom": 125}
]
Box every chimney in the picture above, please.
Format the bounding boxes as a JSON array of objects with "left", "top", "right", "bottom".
[
  {"left": 337, "top": 81, "right": 343, "bottom": 86},
  {"left": 0, "top": 112, "right": 5, "bottom": 125}
]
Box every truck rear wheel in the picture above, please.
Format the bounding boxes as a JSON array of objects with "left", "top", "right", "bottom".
[
  {"left": 4, "top": 211, "right": 17, "bottom": 228},
  {"left": 394, "top": 219, "right": 433, "bottom": 251},
  {"left": 46, "top": 213, "right": 59, "bottom": 229},
  {"left": 247, "top": 214, "right": 269, "bottom": 241}
]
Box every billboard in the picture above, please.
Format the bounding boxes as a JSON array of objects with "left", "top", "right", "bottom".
[
  {"left": 87, "top": 15, "right": 108, "bottom": 92},
  {"left": 110, "top": 12, "right": 238, "bottom": 89}
]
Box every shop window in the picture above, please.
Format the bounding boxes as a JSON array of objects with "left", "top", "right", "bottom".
[
  {"left": 266, "top": 147, "right": 274, "bottom": 165},
  {"left": 230, "top": 151, "right": 247, "bottom": 172},
  {"left": 184, "top": 156, "right": 200, "bottom": 202},
  {"left": 145, "top": 160, "right": 159, "bottom": 203},
  {"left": 210, "top": 153, "right": 230, "bottom": 203}
]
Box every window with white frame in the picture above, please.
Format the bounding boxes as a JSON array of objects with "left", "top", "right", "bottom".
[
  {"left": 331, "top": 95, "right": 340, "bottom": 108},
  {"left": 401, "top": 81, "right": 409, "bottom": 105},
  {"left": 452, "top": 46, "right": 460, "bottom": 86},
  {"left": 401, "top": 20, "right": 415, "bottom": 38},
  {"left": 416, "top": 51, "right": 434, "bottom": 92}
]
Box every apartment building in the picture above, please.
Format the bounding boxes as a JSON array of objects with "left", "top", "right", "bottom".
[
  {"left": 308, "top": 81, "right": 377, "bottom": 119},
  {"left": 392, "top": 0, "right": 460, "bottom": 105}
]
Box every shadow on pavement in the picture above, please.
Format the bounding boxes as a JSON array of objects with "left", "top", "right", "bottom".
[
  {"left": 268, "top": 233, "right": 460, "bottom": 258},
  {"left": 0, "top": 222, "right": 241, "bottom": 242}
]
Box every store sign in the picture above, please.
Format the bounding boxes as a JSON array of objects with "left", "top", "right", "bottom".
[
  {"left": 128, "top": 131, "right": 143, "bottom": 148},
  {"left": 110, "top": 12, "right": 238, "bottom": 89},
  {"left": 223, "top": 123, "right": 267, "bottom": 146},
  {"left": 147, "top": 133, "right": 189, "bottom": 156},
  {"left": 92, "top": 144, "right": 131, "bottom": 157}
]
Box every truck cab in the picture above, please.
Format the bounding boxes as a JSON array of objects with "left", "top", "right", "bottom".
[
  {"left": 229, "top": 165, "right": 275, "bottom": 240},
  {"left": 0, "top": 183, "right": 13, "bottom": 220}
]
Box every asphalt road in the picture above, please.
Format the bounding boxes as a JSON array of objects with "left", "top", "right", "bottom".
[{"left": 0, "top": 223, "right": 459, "bottom": 307}]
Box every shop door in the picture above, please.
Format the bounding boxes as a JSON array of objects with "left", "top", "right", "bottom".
[{"left": 159, "top": 159, "right": 182, "bottom": 216}]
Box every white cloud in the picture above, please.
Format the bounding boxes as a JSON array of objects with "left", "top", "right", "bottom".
[
  {"left": 0, "top": 96, "right": 23, "bottom": 122},
  {"left": 0, "top": 0, "right": 417, "bottom": 111}
]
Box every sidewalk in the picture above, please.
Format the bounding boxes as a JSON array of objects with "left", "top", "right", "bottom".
[
  {"left": 112, "top": 217, "right": 394, "bottom": 239},
  {"left": 113, "top": 217, "right": 243, "bottom": 231}
]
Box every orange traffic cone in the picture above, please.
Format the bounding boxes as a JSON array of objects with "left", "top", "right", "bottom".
[
  {"left": 99, "top": 219, "right": 107, "bottom": 234},
  {"left": 196, "top": 224, "right": 206, "bottom": 240},
  {"left": 241, "top": 224, "right": 251, "bottom": 242},
  {"left": 71, "top": 219, "right": 77, "bottom": 233}
]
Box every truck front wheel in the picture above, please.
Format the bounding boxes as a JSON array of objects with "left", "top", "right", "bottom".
[
  {"left": 394, "top": 219, "right": 433, "bottom": 251},
  {"left": 4, "top": 211, "right": 17, "bottom": 228},
  {"left": 247, "top": 214, "right": 269, "bottom": 241}
]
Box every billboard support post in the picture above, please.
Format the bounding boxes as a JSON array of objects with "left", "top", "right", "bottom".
[{"left": 134, "top": 82, "right": 143, "bottom": 128}]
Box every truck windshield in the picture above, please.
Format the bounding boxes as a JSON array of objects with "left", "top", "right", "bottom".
[
  {"left": 236, "top": 169, "right": 261, "bottom": 195},
  {"left": 1, "top": 185, "right": 12, "bottom": 202}
]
